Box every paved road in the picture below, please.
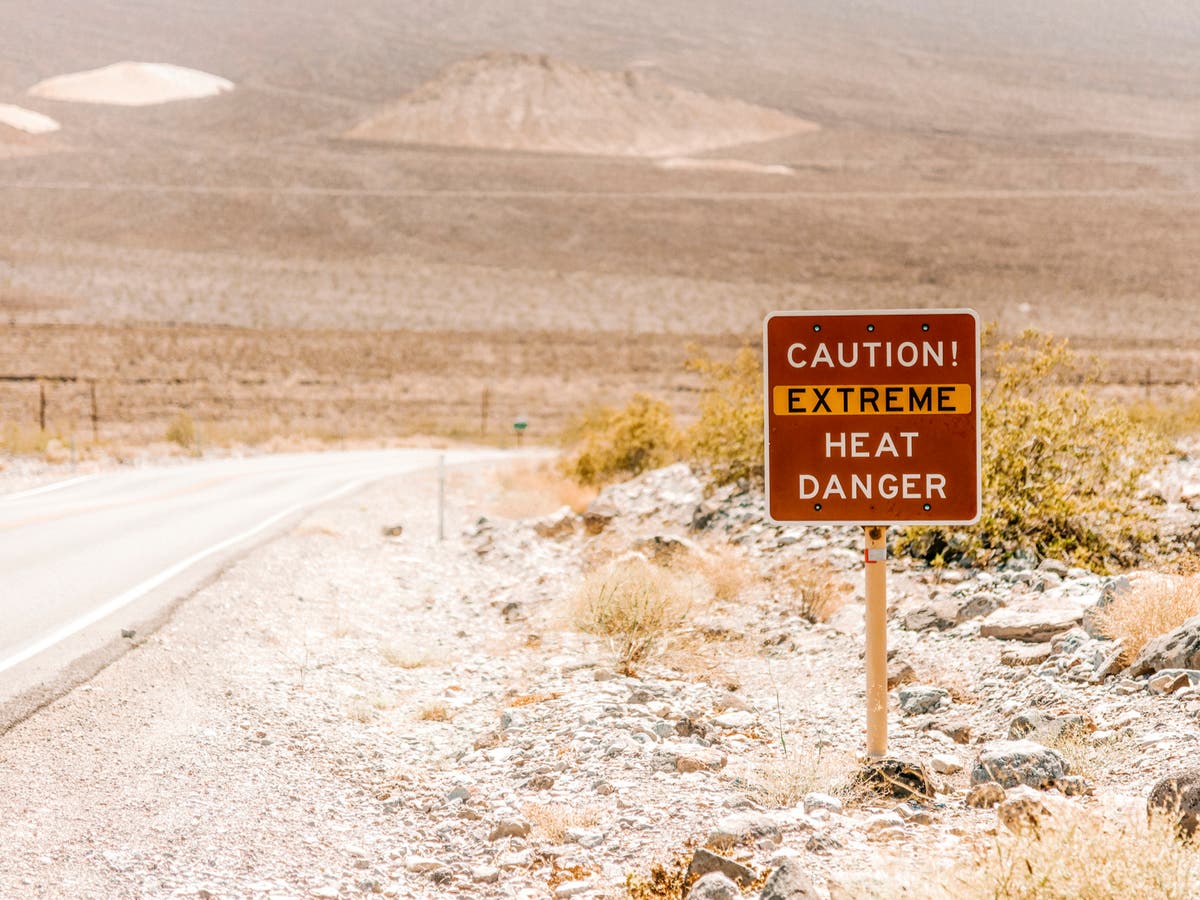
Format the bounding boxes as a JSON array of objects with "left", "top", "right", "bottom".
[{"left": 0, "top": 448, "right": 505, "bottom": 710}]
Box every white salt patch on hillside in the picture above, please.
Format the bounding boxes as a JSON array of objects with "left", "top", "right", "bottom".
[
  {"left": 29, "top": 62, "right": 233, "bottom": 107},
  {"left": 0, "top": 104, "right": 60, "bottom": 134},
  {"left": 656, "top": 157, "right": 794, "bottom": 176}
]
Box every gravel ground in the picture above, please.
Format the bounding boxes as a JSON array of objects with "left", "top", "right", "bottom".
[{"left": 2, "top": 456, "right": 1200, "bottom": 899}]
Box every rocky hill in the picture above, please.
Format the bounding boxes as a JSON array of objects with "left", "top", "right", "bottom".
[{"left": 346, "top": 53, "right": 816, "bottom": 157}]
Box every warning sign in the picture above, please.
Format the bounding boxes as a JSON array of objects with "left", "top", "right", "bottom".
[{"left": 763, "top": 309, "right": 980, "bottom": 525}]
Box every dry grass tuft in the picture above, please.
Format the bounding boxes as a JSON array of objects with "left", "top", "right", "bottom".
[
  {"left": 346, "top": 697, "right": 375, "bottom": 723},
  {"left": 937, "top": 808, "right": 1200, "bottom": 899},
  {"left": 773, "top": 561, "right": 849, "bottom": 624},
  {"left": 1095, "top": 571, "right": 1200, "bottom": 665},
  {"left": 380, "top": 642, "right": 432, "bottom": 669},
  {"left": 1039, "top": 728, "right": 1136, "bottom": 781},
  {"left": 682, "top": 543, "right": 754, "bottom": 603},
  {"left": 521, "top": 802, "right": 602, "bottom": 843},
  {"left": 417, "top": 701, "right": 452, "bottom": 722},
  {"left": 747, "top": 746, "right": 856, "bottom": 808},
  {"left": 570, "top": 556, "right": 696, "bottom": 674}
]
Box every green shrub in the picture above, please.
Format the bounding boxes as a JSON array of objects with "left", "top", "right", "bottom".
[
  {"left": 685, "top": 346, "right": 763, "bottom": 485},
  {"left": 560, "top": 393, "right": 681, "bottom": 486},
  {"left": 897, "top": 329, "right": 1165, "bottom": 571}
]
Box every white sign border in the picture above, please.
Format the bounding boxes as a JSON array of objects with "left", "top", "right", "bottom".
[{"left": 762, "top": 307, "right": 982, "bottom": 527}]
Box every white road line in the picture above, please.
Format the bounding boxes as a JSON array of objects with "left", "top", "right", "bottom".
[
  {"left": 0, "top": 475, "right": 99, "bottom": 503},
  {"left": 0, "top": 478, "right": 367, "bottom": 676}
]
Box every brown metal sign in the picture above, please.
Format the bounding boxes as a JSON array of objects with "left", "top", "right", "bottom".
[{"left": 764, "top": 309, "right": 980, "bottom": 525}]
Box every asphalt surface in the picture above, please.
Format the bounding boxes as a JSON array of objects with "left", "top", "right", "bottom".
[{"left": 0, "top": 448, "right": 505, "bottom": 711}]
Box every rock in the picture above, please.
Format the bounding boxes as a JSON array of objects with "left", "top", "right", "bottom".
[
  {"left": 471, "top": 866, "right": 500, "bottom": 884},
  {"left": 855, "top": 757, "right": 935, "bottom": 800},
  {"left": 1148, "top": 768, "right": 1200, "bottom": 837},
  {"left": 1007, "top": 711, "right": 1091, "bottom": 742},
  {"left": 405, "top": 856, "right": 443, "bottom": 872},
  {"left": 1056, "top": 775, "right": 1091, "bottom": 797},
  {"left": 997, "top": 785, "right": 1052, "bottom": 834},
  {"left": 802, "top": 792, "right": 843, "bottom": 815},
  {"left": 999, "top": 644, "right": 1052, "bottom": 667},
  {"left": 901, "top": 599, "right": 958, "bottom": 632},
  {"left": 1148, "top": 669, "right": 1200, "bottom": 694},
  {"left": 707, "top": 813, "right": 782, "bottom": 851},
  {"left": 966, "top": 782, "right": 1005, "bottom": 808},
  {"left": 921, "top": 717, "right": 972, "bottom": 744},
  {"left": 686, "top": 872, "right": 741, "bottom": 900},
  {"left": 487, "top": 818, "right": 531, "bottom": 841},
  {"left": 979, "top": 596, "right": 1086, "bottom": 642},
  {"left": 1128, "top": 614, "right": 1200, "bottom": 676},
  {"left": 805, "top": 833, "right": 841, "bottom": 854},
  {"left": 688, "top": 848, "right": 756, "bottom": 887},
  {"left": 759, "top": 856, "right": 816, "bottom": 899},
  {"left": 631, "top": 533, "right": 699, "bottom": 563},
  {"left": 533, "top": 506, "right": 577, "bottom": 539},
  {"left": 658, "top": 744, "right": 728, "bottom": 774},
  {"left": 581, "top": 500, "right": 617, "bottom": 535},
  {"left": 1038, "top": 559, "right": 1070, "bottom": 578},
  {"left": 1082, "top": 576, "right": 1132, "bottom": 637},
  {"left": 863, "top": 811, "right": 906, "bottom": 836},
  {"left": 970, "top": 740, "right": 1068, "bottom": 790},
  {"left": 555, "top": 881, "right": 594, "bottom": 898},
  {"left": 898, "top": 685, "right": 948, "bottom": 715},
  {"left": 932, "top": 753, "right": 963, "bottom": 775},
  {"left": 886, "top": 657, "right": 917, "bottom": 689}
]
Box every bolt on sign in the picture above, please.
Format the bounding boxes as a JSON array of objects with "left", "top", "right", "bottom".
[{"left": 763, "top": 309, "right": 981, "bottom": 525}]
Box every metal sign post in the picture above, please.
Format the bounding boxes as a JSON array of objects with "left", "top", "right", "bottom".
[{"left": 764, "top": 309, "right": 981, "bottom": 760}]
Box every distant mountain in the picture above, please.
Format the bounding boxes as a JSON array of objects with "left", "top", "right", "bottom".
[{"left": 345, "top": 53, "right": 816, "bottom": 157}]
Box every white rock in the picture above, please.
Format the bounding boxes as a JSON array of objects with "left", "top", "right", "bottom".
[{"left": 932, "top": 753, "right": 964, "bottom": 775}]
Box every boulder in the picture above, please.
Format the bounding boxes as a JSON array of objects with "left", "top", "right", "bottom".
[
  {"left": 1081, "top": 576, "right": 1132, "bottom": 638},
  {"left": 1148, "top": 768, "right": 1200, "bottom": 838},
  {"left": 997, "top": 785, "right": 1053, "bottom": 835},
  {"left": 1128, "top": 615, "right": 1200, "bottom": 676},
  {"left": 688, "top": 848, "right": 756, "bottom": 887},
  {"left": 532, "top": 506, "right": 577, "bottom": 539},
  {"left": 759, "top": 856, "right": 816, "bottom": 899},
  {"left": 898, "top": 685, "right": 948, "bottom": 715},
  {"left": 687, "top": 872, "right": 740, "bottom": 900},
  {"left": 979, "top": 595, "right": 1086, "bottom": 642},
  {"left": 1007, "top": 710, "right": 1091, "bottom": 742},
  {"left": 706, "top": 813, "right": 782, "bottom": 851},
  {"left": 970, "top": 740, "right": 1068, "bottom": 790},
  {"left": 966, "top": 781, "right": 1005, "bottom": 808}
]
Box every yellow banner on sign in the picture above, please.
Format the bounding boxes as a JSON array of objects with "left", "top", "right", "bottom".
[{"left": 772, "top": 384, "right": 972, "bottom": 416}]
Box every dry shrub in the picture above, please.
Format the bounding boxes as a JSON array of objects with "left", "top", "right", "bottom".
[
  {"left": 1095, "top": 572, "right": 1200, "bottom": 665},
  {"left": 774, "top": 561, "right": 849, "bottom": 624},
  {"left": 417, "top": 701, "right": 451, "bottom": 722},
  {"left": 380, "top": 642, "right": 432, "bottom": 669},
  {"left": 680, "top": 543, "right": 754, "bottom": 603},
  {"left": 560, "top": 393, "right": 681, "bottom": 486},
  {"left": 1039, "top": 728, "right": 1136, "bottom": 782},
  {"left": 521, "top": 802, "right": 602, "bottom": 843},
  {"left": 508, "top": 692, "right": 562, "bottom": 707},
  {"left": 938, "top": 808, "right": 1200, "bottom": 899},
  {"left": 571, "top": 556, "right": 695, "bottom": 674},
  {"left": 684, "top": 346, "right": 763, "bottom": 486}
]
